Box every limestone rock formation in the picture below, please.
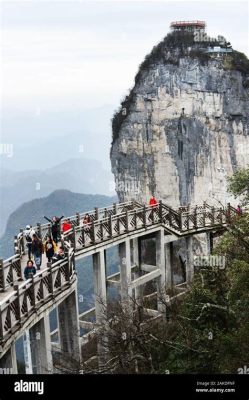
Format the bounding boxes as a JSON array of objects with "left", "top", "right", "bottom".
[{"left": 110, "top": 28, "right": 249, "bottom": 207}]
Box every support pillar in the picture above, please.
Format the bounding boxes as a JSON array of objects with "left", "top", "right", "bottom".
[
  {"left": 0, "top": 343, "right": 18, "bottom": 374},
  {"left": 206, "top": 231, "right": 213, "bottom": 255},
  {"left": 92, "top": 249, "right": 108, "bottom": 369},
  {"left": 156, "top": 229, "right": 166, "bottom": 314},
  {"left": 165, "top": 242, "right": 173, "bottom": 289},
  {"left": 93, "top": 249, "right": 107, "bottom": 324},
  {"left": 23, "top": 329, "right": 33, "bottom": 374},
  {"left": 58, "top": 289, "right": 81, "bottom": 370},
  {"left": 131, "top": 238, "right": 142, "bottom": 302},
  {"left": 119, "top": 239, "right": 132, "bottom": 308},
  {"left": 186, "top": 236, "right": 194, "bottom": 284},
  {"left": 29, "top": 314, "right": 53, "bottom": 374}
]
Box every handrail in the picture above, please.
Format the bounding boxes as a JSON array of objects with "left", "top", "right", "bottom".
[{"left": 0, "top": 199, "right": 241, "bottom": 350}]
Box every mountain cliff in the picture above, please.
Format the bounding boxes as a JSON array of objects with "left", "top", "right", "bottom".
[{"left": 110, "top": 29, "right": 249, "bottom": 206}]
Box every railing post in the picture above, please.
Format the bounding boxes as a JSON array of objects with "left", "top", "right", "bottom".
[
  {"left": 143, "top": 205, "right": 147, "bottom": 227},
  {"left": 76, "top": 212, "right": 80, "bottom": 226},
  {"left": 0, "top": 303, "right": 3, "bottom": 340},
  {"left": 94, "top": 207, "right": 99, "bottom": 221},
  {"left": 203, "top": 208, "right": 206, "bottom": 227},
  {"left": 19, "top": 229, "right": 25, "bottom": 254},
  {"left": 14, "top": 284, "right": 21, "bottom": 322},
  {"left": 179, "top": 210, "right": 183, "bottom": 231},
  {"left": 108, "top": 215, "right": 113, "bottom": 238},
  {"left": 48, "top": 224, "right": 52, "bottom": 237},
  {"left": 134, "top": 210, "right": 137, "bottom": 230},
  {"left": 37, "top": 223, "right": 42, "bottom": 239},
  {"left": 91, "top": 222, "right": 96, "bottom": 244},
  {"left": 159, "top": 200, "right": 163, "bottom": 223},
  {"left": 113, "top": 203, "right": 117, "bottom": 215},
  {"left": 14, "top": 236, "right": 19, "bottom": 255},
  {"left": 10, "top": 261, "right": 14, "bottom": 287},
  {"left": 211, "top": 207, "right": 215, "bottom": 225},
  {"left": 116, "top": 215, "right": 120, "bottom": 235},
  {"left": 66, "top": 253, "right": 70, "bottom": 282},
  {"left": 0, "top": 259, "right": 5, "bottom": 292},
  {"left": 31, "top": 275, "right": 36, "bottom": 309},
  {"left": 194, "top": 206, "right": 197, "bottom": 229},
  {"left": 72, "top": 225, "right": 77, "bottom": 250},
  {"left": 47, "top": 262, "right": 54, "bottom": 297},
  {"left": 125, "top": 209, "right": 129, "bottom": 232}
]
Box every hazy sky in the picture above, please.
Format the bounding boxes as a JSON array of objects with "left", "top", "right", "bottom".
[
  {"left": 0, "top": 0, "right": 248, "bottom": 172},
  {"left": 1, "top": 0, "right": 249, "bottom": 113}
]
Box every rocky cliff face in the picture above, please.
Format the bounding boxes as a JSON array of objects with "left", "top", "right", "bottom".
[{"left": 110, "top": 31, "right": 249, "bottom": 207}]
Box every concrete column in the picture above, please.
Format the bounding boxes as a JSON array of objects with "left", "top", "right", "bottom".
[
  {"left": 92, "top": 249, "right": 107, "bottom": 324},
  {"left": 58, "top": 290, "right": 81, "bottom": 369},
  {"left": 23, "top": 329, "right": 33, "bottom": 374},
  {"left": 156, "top": 229, "right": 166, "bottom": 313},
  {"left": 165, "top": 242, "right": 173, "bottom": 289},
  {"left": 92, "top": 249, "right": 108, "bottom": 369},
  {"left": 206, "top": 231, "right": 213, "bottom": 255},
  {"left": 119, "top": 239, "right": 132, "bottom": 305},
  {"left": 0, "top": 343, "right": 18, "bottom": 374},
  {"left": 29, "top": 314, "right": 53, "bottom": 374},
  {"left": 131, "top": 238, "right": 143, "bottom": 302},
  {"left": 186, "top": 236, "right": 194, "bottom": 284}
]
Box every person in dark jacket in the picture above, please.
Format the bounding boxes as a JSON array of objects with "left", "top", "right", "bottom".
[
  {"left": 44, "top": 215, "right": 64, "bottom": 244},
  {"left": 44, "top": 236, "right": 57, "bottom": 262},
  {"left": 24, "top": 260, "right": 36, "bottom": 280},
  {"left": 32, "top": 234, "right": 44, "bottom": 270},
  {"left": 52, "top": 246, "right": 65, "bottom": 263}
]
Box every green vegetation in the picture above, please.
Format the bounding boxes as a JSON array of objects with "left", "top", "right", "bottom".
[
  {"left": 224, "top": 51, "right": 249, "bottom": 76},
  {"left": 159, "top": 168, "right": 249, "bottom": 373},
  {"left": 88, "top": 168, "right": 249, "bottom": 374}
]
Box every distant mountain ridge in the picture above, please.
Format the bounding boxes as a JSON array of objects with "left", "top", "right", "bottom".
[
  {"left": 0, "top": 189, "right": 117, "bottom": 259},
  {"left": 0, "top": 157, "right": 115, "bottom": 236}
]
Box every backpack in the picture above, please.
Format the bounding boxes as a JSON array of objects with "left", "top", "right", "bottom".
[{"left": 25, "top": 234, "right": 32, "bottom": 244}]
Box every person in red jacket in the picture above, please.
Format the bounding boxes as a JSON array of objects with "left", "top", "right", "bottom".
[
  {"left": 149, "top": 195, "right": 157, "bottom": 207},
  {"left": 62, "top": 219, "right": 72, "bottom": 233}
]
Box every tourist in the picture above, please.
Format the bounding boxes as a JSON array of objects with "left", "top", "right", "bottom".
[
  {"left": 31, "top": 234, "right": 44, "bottom": 270},
  {"left": 44, "top": 236, "right": 57, "bottom": 262},
  {"left": 24, "top": 225, "right": 36, "bottom": 259},
  {"left": 82, "top": 213, "right": 91, "bottom": 231},
  {"left": 149, "top": 195, "right": 158, "bottom": 207},
  {"left": 44, "top": 215, "right": 64, "bottom": 244},
  {"left": 24, "top": 260, "right": 36, "bottom": 280},
  {"left": 62, "top": 218, "right": 72, "bottom": 233},
  {"left": 52, "top": 246, "right": 65, "bottom": 263}
]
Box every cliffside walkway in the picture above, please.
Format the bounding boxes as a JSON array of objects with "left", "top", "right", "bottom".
[{"left": 0, "top": 200, "right": 238, "bottom": 373}]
